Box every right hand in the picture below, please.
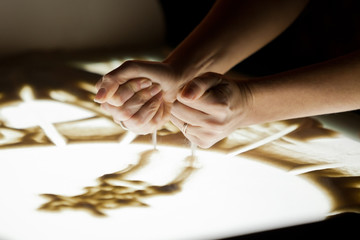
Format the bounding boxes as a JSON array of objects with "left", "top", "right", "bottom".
[{"left": 170, "top": 72, "right": 254, "bottom": 148}]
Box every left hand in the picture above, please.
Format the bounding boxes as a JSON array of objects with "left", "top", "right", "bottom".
[
  {"left": 94, "top": 60, "right": 188, "bottom": 134},
  {"left": 170, "top": 72, "right": 253, "bottom": 148}
]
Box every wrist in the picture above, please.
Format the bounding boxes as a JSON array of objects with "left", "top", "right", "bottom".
[
  {"left": 244, "top": 76, "right": 294, "bottom": 126},
  {"left": 244, "top": 72, "right": 323, "bottom": 126},
  {"left": 163, "top": 49, "right": 218, "bottom": 87}
]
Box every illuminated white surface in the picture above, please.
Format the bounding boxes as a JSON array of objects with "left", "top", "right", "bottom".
[
  {"left": 1, "top": 54, "right": 359, "bottom": 240},
  {"left": 0, "top": 85, "right": 95, "bottom": 129},
  {"left": 0, "top": 143, "right": 331, "bottom": 240}
]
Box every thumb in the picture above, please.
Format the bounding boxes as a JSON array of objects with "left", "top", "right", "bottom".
[{"left": 179, "top": 72, "right": 223, "bottom": 101}]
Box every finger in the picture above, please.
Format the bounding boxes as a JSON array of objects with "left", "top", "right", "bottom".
[
  {"left": 152, "top": 100, "right": 164, "bottom": 124},
  {"left": 179, "top": 72, "right": 223, "bottom": 101},
  {"left": 169, "top": 115, "right": 187, "bottom": 133},
  {"left": 95, "top": 79, "right": 102, "bottom": 90},
  {"left": 171, "top": 100, "right": 208, "bottom": 127},
  {"left": 94, "top": 60, "right": 155, "bottom": 103},
  {"left": 94, "top": 79, "right": 118, "bottom": 103},
  {"left": 170, "top": 115, "right": 221, "bottom": 148},
  {"left": 95, "top": 69, "right": 134, "bottom": 103},
  {"left": 172, "top": 100, "right": 226, "bottom": 136},
  {"left": 169, "top": 114, "right": 206, "bottom": 139},
  {"left": 107, "top": 60, "right": 174, "bottom": 86},
  {"left": 106, "top": 78, "right": 154, "bottom": 107},
  {"left": 101, "top": 85, "right": 161, "bottom": 122},
  {"left": 182, "top": 86, "right": 232, "bottom": 118},
  {"left": 124, "top": 92, "right": 165, "bottom": 134},
  {"left": 95, "top": 77, "right": 152, "bottom": 104},
  {"left": 151, "top": 100, "right": 171, "bottom": 126},
  {"left": 120, "top": 84, "right": 161, "bottom": 117},
  {"left": 100, "top": 102, "right": 125, "bottom": 121},
  {"left": 169, "top": 115, "right": 203, "bottom": 144}
]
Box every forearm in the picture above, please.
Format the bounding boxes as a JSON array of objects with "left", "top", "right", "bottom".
[
  {"left": 164, "top": 0, "right": 309, "bottom": 83},
  {"left": 245, "top": 51, "right": 360, "bottom": 126}
]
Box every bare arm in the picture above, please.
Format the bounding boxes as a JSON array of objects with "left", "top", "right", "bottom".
[
  {"left": 94, "top": 0, "right": 310, "bottom": 134},
  {"left": 246, "top": 51, "right": 360, "bottom": 125},
  {"left": 164, "top": 0, "right": 309, "bottom": 83},
  {"left": 172, "top": 51, "right": 360, "bottom": 148}
]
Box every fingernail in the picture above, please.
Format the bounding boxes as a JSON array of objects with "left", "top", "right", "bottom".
[
  {"left": 181, "top": 87, "right": 195, "bottom": 100},
  {"left": 94, "top": 88, "right": 106, "bottom": 103},
  {"left": 150, "top": 85, "right": 161, "bottom": 96},
  {"left": 140, "top": 79, "right": 152, "bottom": 89}
]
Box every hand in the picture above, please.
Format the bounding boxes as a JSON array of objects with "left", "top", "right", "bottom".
[
  {"left": 170, "top": 72, "right": 253, "bottom": 148},
  {"left": 94, "top": 60, "right": 186, "bottom": 134}
]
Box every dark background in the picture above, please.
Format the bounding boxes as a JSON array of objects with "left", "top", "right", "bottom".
[
  {"left": 159, "top": 0, "right": 360, "bottom": 76},
  {"left": 224, "top": 213, "right": 360, "bottom": 240}
]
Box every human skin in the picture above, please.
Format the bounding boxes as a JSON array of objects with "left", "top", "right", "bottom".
[
  {"left": 94, "top": 0, "right": 360, "bottom": 147},
  {"left": 172, "top": 51, "right": 360, "bottom": 147},
  {"left": 94, "top": 0, "right": 309, "bottom": 134}
]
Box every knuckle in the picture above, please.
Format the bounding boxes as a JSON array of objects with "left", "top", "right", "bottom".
[
  {"left": 135, "top": 91, "right": 151, "bottom": 104},
  {"left": 129, "top": 120, "right": 152, "bottom": 135},
  {"left": 124, "top": 83, "right": 137, "bottom": 96},
  {"left": 144, "top": 97, "right": 161, "bottom": 115},
  {"left": 199, "top": 72, "right": 220, "bottom": 79},
  {"left": 128, "top": 79, "right": 142, "bottom": 92},
  {"left": 191, "top": 77, "right": 208, "bottom": 90},
  {"left": 130, "top": 116, "right": 143, "bottom": 127},
  {"left": 217, "top": 107, "right": 231, "bottom": 121},
  {"left": 215, "top": 85, "right": 231, "bottom": 104},
  {"left": 151, "top": 113, "right": 164, "bottom": 125},
  {"left": 211, "top": 124, "right": 224, "bottom": 133},
  {"left": 116, "top": 108, "right": 133, "bottom": 120},
  {"left": 103, "top": 71, "right": 116, "bottom": 81},
  {"left": 198, "top": 72, "right": 223, "bottom": 84},
  {"left": 112, "top": 95, "right": 127, "bottom": 106},
  {"left": 129, "top": 112, "right": 148, "bottom": 128},
  {"left": 203, "top": 119, "right": 224, "bottom": 133},
  {"left": 121, "top": 60, "right": 141, "bottom": 74},
  {"left": 148, "top": 100, "right": 160, "bottom": 112}
]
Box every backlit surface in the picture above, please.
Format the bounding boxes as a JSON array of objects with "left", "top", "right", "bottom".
[{"left": 0, "top": 52, "right": 359, "bottom": 240}]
